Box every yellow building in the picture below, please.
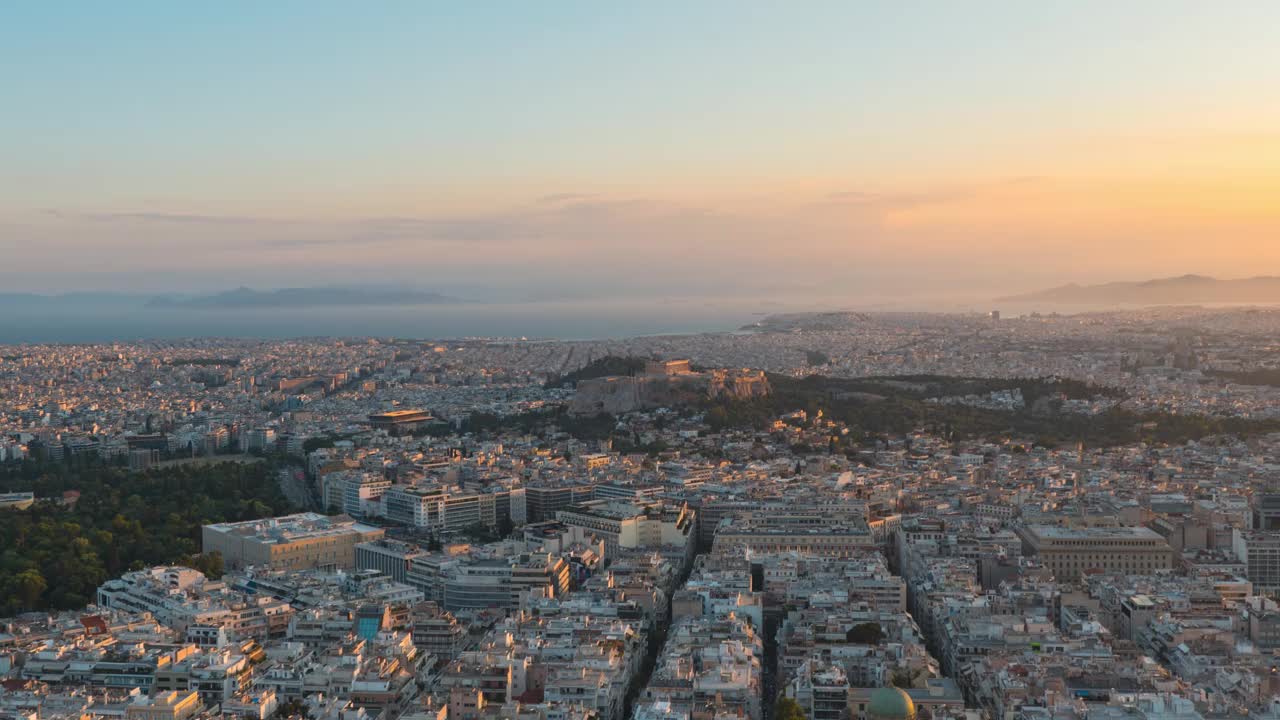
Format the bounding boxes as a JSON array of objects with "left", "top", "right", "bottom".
[
  {"left": 202, "top": 512, "right": 385, "bottom": 571},
  {"left": 125, "top": 691, "right": 202, "bottom": 720}
]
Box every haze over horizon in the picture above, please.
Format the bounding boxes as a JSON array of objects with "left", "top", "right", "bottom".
[{"left": 4, "top": 2, "right": 1280, "bottom": 304}]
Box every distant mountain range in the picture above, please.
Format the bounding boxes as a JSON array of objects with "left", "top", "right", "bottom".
[
  {"left": 146, "top": 287, "right": 464, "bottom": 309},
  {"left": 997, "top": 275, "right": 1280, "bottom": 305}
]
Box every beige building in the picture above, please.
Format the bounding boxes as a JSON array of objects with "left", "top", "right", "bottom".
[
  {"left": 202, "top": 512, "right": 385, "bottom": 571},
  {"left": 442, "top": 553, "right": 572, "bottom": 610},
  {"left": 125, "top": 691, "right": 202, "bottom": 720},
  {"left": 713, "top": 520, "right": 877, "bottom": 559},
  {"left": 1016, "top": 525, "right": 1173, "bottom": 581},
  {"left": 555, "top": 500, "right": 695, "bottom": 559}
]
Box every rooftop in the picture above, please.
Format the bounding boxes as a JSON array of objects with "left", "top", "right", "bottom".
[
  {"left": 204, "top": 512, "right": 383, "bottom": 544},
  {"left": 1027, "top": 526, "right": 1164, "bottom": 540}
]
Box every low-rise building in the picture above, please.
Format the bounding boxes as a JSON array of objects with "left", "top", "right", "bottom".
[{"left": 202, "top": 512, "right": 385, "bottom": 571}]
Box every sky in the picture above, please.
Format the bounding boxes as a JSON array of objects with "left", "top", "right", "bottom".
[{"left": 2, "top": 1, "right": 1279, "bottom": 303}]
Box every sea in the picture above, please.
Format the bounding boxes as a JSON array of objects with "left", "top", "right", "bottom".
[
  {"left": 4, "top": 296, "right": 1260, "bottom": 344},
  {"left": 0, "top": 299, "right": 767, "bottom": 344}
]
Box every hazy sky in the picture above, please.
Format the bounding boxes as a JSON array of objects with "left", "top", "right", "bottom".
[{"left": 2, "top": 2, "right": 1279, "bottom": 301}]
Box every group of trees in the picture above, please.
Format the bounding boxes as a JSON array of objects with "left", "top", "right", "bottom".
[
  {"left": 1206, "top": 368, "right": 1280, "bottom": 388},
  {"left": 804, "top": 350, "right": 831, "bottom": 367},
  {"left": 180, "top": 550, "right": 226, "bottom": 579},
  {"left": 776, "top": 698, "right": 808, "bottom": 720},
  {"left": 302, "top": 432, "right": 367, "bottom": 454},
  {"left": 845, "top": 621, "right": 885, "bottom": 644},
  {"left": 465, "top": 406, "right": 617, "bottom": 443},
  {"left": 457, "top": 370, "right": 1275, "bottom": 453},
  {"left": 454, "top": 519, "right": 514, "bottom": 545},
  {"left": 544, "top": 355, "right": 647, "bottom": 389},
  {"left": 700, "top": 373, "right": 1280, "bottom": 449},
  {"left": 0, "top": 458, "right": 294, "bottom": 615},
  {"left": 466, "top": 405, "right": 684, "bottom": 459},
  {"left": 274, "top": 699, "right": 312, "bottom": 720},
  {"left": 611, "top": 433, "right": 671, "bottom": 457}
]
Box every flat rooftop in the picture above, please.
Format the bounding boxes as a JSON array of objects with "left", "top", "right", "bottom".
[
  {"left": 561, "top": 500, "right": 649, "bottom": 520},
  {"left": 1027, "top": 526, "right": 1163, "bottom": 540},
  {"left": 205, "top": 512, "right": 383, "bottom": 543},
  {"left": 369, "top": 409, "right": 433, "bottom": 420}
]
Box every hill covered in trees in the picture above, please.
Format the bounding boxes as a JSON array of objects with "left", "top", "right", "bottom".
[
  {"left": 471, "top": 372, "right": 1278, "bottom": 451},
  {"left": 0, "top": 459, "right": 295, "bottom": 615},
  {"left": 702, "top": 374, "right": 1279, "bottom": 448},
  {"left": 545, "top": 355, "right": 647, "bottom": 389}
]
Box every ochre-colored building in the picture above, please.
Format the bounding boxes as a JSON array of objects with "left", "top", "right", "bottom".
[{"left": 202, "top": 512, "right": 385, "bottom": 571}]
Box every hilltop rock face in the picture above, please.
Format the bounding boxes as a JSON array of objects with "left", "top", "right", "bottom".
[{"left": 568, "top": 362, "right": 770, "bottom": 415}]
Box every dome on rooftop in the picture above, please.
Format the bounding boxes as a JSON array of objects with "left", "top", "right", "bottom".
[{"left": 867, "top": 687, "right": 916, "bottom": 720}]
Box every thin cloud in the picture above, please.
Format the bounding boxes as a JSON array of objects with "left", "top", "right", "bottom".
[
  {"left": 47, "top": 209, "right": 279, "bottom": 225},
  {"left": 107, "top": 212, "right": 262, "bottom": 224},
  {"left": 262, "top": 214, "right": 548, "bottom": 249},
  {"left": 826, "top": 177, "right": 1049, "bottom": 207},
  {"left": 536, "top": 192, "right": 597, "bottom": 205},
  {"left": 364, "top": 215, "right": 544, "bottom": 243},
  {"left": 824, "top": 189, "right": 963, "bottom": 208},
  {"left": 262, "top": 235, "right": 390, "bottom": 249}
]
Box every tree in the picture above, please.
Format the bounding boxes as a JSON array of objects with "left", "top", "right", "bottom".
[
  {"left": 303, "top": 436, "right": 337, "bottom": 454},
  {"left": 544, "top": 356, "right": 647, "bottom": 389},
  {"left": 804, "top": 350, "right": 830, "bottom": 366},
  {"left": 890, "top": 666, "right": 929, "bottom": 690},
  {"left": 180, "top": 551, "right": 225, "bottom": 580},
  {"left": 776, "top": 697, "right": 807, "bottom": 720},
  {"left": 206, "top": 551, "right": 225, "bottom": 579},
  {"left": 0, "top": 458, "right": 295, "bottom": 614},
  {"left": 846, "top": 622, "right": 885, "bottom": 645},
  {"left": 13, "top": 569, "right": 47, "bottom": 611},
  {"left": 275, "top": 698, "right": 313, "bottom": 719},
  {"left": 458, "top": 523, "right": 499, "bottom": 544},
  {"left": 496, "top": 514, "right": 515, "bottom": 539}
]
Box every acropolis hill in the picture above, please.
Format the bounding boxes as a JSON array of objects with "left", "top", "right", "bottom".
[{"left": 568, "top": 359, "right": 771, "bottom": 416}]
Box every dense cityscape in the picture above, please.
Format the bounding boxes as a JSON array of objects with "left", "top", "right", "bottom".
[
  {"left": 4, "top": 306, "right": 1280, "bottom": 720},
  {"left": 7, "top": 3, "right": 1280, "bottom": 720}
]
